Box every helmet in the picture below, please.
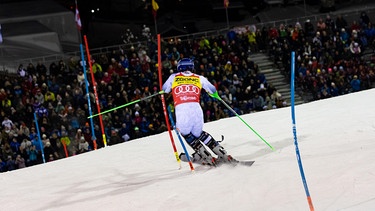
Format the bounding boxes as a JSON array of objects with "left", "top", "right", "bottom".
[{"left": 177, "top": 58, "right": 194, "bottom": 72}]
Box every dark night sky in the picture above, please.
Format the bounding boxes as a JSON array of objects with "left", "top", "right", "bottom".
[{"left": 60, "top": 0, "right": 268, "bottom": 23}]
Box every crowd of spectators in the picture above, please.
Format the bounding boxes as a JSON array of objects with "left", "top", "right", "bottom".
[
  {"left": 1, "top": 11, "right": 374, "bottom": 172},
  {"left": 266, "top": 12, "right": 375, "bottom": 100}
]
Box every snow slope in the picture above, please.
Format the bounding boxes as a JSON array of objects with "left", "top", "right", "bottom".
[{"left": 1, "top": 89, "right": 375, "bottom": 211}]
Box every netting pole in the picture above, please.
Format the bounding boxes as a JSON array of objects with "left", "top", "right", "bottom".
[
  {"left": 157, "top": 34, "right": 181, "bottom": 169},
  {"left": 291, "top": 51, "right": 315, "bottom": 211}
]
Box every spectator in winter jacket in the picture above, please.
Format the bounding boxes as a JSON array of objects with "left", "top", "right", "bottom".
[
  {"left": 340, "top": 28, "right": 350, "bottom": 45},
  {"left": 350, "top": 75, "right": 361, "bottom": 92},
  {"left": 109, "top": 129, "right": 122, "bottom": 145},
  {"left": 304, "top": 19, "right": 315, "bottom": 37},
  {"left": 15, "top": 154, "right": 26, "bottom": 169},
  {"left": 349, "top": 41, "right": 361, "bottom": 58},
  {"left": 252, "top": 92, "right": 265, "bottom": 111},
  {"left": 6, "top": 155, "right": 16, "bottom": 171},
  {"left": 10, "top": 137, "right": 20, "bottom": 155},
  {"left": 27, "top": 145, "right": 39, "bottom": 166},
  {"left": 19, "top": 122, "right": 30, "bottom": 139},
  {"left": 44, "top": 142, "right": 58, "bottom": 160},
  {"left": 2, "top": 116, "right": 13, "bottom": 130},
  {"left": 0, "top": 158, "right": 6, "bottom": 172},
  {"left": 78, "top": 136, "right": 89, "bottom": 154},
  {"left": 133, "top": 111, "right": 142, "bottom": 127},
  {"left": 2, "top": 143, "right": 13, "bottom": 161},
  {"left": 139, "top": 116, "right": 150, "bottom": 134}
]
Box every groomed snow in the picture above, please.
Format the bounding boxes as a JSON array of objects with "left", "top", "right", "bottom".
[{"left": 1, "top": 89, "right": 375, "bottom": 211}]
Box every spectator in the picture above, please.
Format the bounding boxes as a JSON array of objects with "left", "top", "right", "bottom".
[
  {"left": 9, "top": 137, "right": 20, "bottom": 155},
  {"left": 139, "top": 117, "right": 150, "bottom": 137},
  {"left": 304, "top": 19, "right": 315, "bottom": 37},
  {"left": 330, "top": 82, "right": 340, "bottom": 96},
  {"left": 359, "top": 12, "right": 370, "bottom": 27},
  {"left": 48, "top": 154, "right": 55, "bottom": 162},
  {"left": 19, "top": 138, "right": 32, "bottom": 157},
  {"left": 325, "top": 15, "right": 335, "bottom": 33},
  {"left": 44, "top": 90, "right": 56, "bottom": 104},
  {"left": 118, "top": 123, "right": 131, "bottom": 142},
  {"left": 18, "top": 64, "right": 27, "bottom": 78},
  {"left": 336, "top": 15, "right": 348, "bottom": 32},
  {"left": 109, "top": 129, "right": 122, "bottom": 145},
  {"left": 0, "top": 157, "right": 6, "bottom": 172},
  {"left": 133, "top": 111, "right": 142, "bottom": 127},
  {"left": 350, "top": 75, "right": 361, "bottom": 92},
  {"left": 349, "top": 41, "right": 362, "bottom": 59},
  {"left": 316, "top": 18, "right": 327, "bottom": 32},
  {"left": 34, "top": 89, "right": 44, "bottom": 105},
  {"left": 119, "top": 55, "right": 129, "bottom": 70},
  {"left": 36, "top": 61, "right": 48, "bottom": 76},
  {"left": 27, "top": 145, "right": 39, "bottom": 166},
  {"left": 36, "top": 105, "right": 48, "bottom": 118},
  {"left": 83, "top": 127, "right": 93, "bottom": 151},
  {"left": 5, "top": 155, "right": 15, "bottom": 171},
  {"left": 271, "top": 89, "right": 283, "bottom": 108},
  {"left": 41, "top": 134, "right": 49, "bottom": 146},
  {"left": 26, "top": 63, "right": 37, "bottom": 76},
  {"left": 252, "top": 92, "right": 265, "bottom": 111},
  {"left": 77, "top": 71, "right": 85, "bottom": 86},
  {"left": 133, "top": 127, "right": 142, "bottom": 139},
  {"left": 15, "top": 154, "right": 26, "bottom": 169},
  {"left": 77, "top": 136, "right": 89, "bottom": 154},
  {"left": 2, "top": 116, "right": 13, "bottom": 130}
]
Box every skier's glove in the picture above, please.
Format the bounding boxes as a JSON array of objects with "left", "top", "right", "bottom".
[{"left": 209, "top": 91, "right": 221, "bottom": 100}]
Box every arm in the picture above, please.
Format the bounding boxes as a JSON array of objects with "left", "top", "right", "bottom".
[
  {"left": 200, "top": 76, "right": 221, "bottom": 100},
  {"left": 200, "top": 75, "right": 216, "bottom": 95},
  {"left": 162, "top": 74, "right": 175, "bottom": 93}
]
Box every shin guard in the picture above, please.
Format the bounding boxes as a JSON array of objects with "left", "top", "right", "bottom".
[
  {"left": 183, "top": 133, "right": 202, "bottom": 151},
  {"left": 183, "top": 133, "right": 216, "bottom": 165},
  {"left": 198, "top": 131, "right": 231, "bottom": 162}
]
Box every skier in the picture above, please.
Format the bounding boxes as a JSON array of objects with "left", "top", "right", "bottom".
[{"left": 162, "top": 58, "right": 236, "bottom": 166}]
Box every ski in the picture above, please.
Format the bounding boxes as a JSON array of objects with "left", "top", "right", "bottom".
[
  {"left": 233, "top": 160, "right": 255, "bottom": 167},
  {"left": 180, "top": 153, "right": 255, "bottom": 168},
  {"left": 215, "top": 159, "right": 255, "bottom": 168}
]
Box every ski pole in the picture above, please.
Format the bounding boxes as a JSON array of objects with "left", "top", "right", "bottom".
[
  {"left": 167, "top": 106, "right": 195, "bottom": 171},
  {"left": 210, "top": 91, "right": 274, "bottom": 151},
  {"left": 87, "top": 90, "right": 164, "bottom": 119}
]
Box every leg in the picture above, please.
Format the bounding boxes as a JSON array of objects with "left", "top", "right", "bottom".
[
  {"left": 182, "top": 133, "right": 216, "bottom": 165},
  {"left": 198, "top": 131, "right": 237, "bottom": 163}
]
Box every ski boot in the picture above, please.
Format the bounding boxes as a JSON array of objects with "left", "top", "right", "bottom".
[
  {"left": 182, "top": 133, "right": 217, "bottom": 166},
  {"left": 198, "top": 131, "right": 238, "bottom": 165}
]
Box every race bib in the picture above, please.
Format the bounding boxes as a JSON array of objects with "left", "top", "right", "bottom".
[{"left": 172, "top": 74, "right": 201, "bottom": 106}]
